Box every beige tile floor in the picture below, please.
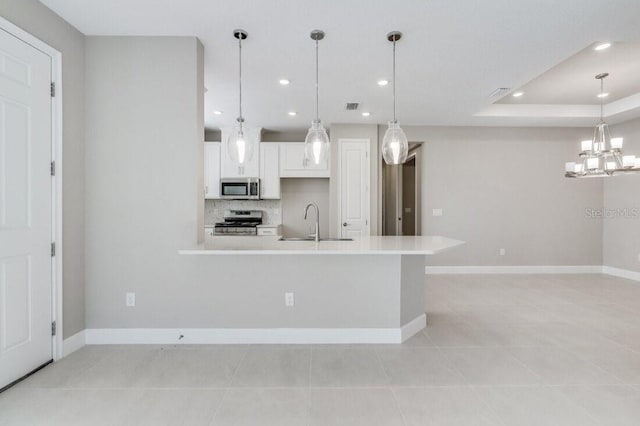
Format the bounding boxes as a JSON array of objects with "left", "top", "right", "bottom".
[{"left": 2, "top": 274, "right": 640, "bottom": 425}]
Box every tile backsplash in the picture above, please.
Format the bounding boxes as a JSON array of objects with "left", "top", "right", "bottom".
[{"left": 205, "top": 199, "right": 282, "bottom": 226}]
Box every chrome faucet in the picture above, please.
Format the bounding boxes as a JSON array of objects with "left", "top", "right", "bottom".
[{"left": 304, "top": 203, "right": 320, "bottom": 242}]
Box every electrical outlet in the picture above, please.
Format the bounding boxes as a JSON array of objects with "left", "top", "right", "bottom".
[
  {"left": 285, "top": 292, "right": 295, "bottom": 307},
  {"left": 432, "top": 209, "right": 443, "bottom": 217},
  {"left": 499, "top": 248, "right": 506, "bottom": 256},
  {"left": 126, "top": 292, "right": 136, "bottom": 307}
]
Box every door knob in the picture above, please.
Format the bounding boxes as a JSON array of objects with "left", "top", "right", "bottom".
[{"left": 343, "top": 222, "right": 348, "bottom": 227}]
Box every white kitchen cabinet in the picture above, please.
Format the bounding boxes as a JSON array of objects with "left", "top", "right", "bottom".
[
  {"left": 256, "top": 224, "right": 282, "bottom": 236},
  {"left": 259, "top": 143, "right": 280, "bottom": 199},
  {"left": 279, "top": 142, "right": 330, "bottom": 178},
  {"left": 220, "top": 128, "right": 261, "bottom": 178},
  {"left": 204, "top": 142, "right": 221, "bottom": 199}
]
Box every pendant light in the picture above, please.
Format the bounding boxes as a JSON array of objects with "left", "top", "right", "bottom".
[
  {"left": 227, "top": 29, "right": 254, "bottom": 166},
  {"left": 565, "top": 73, "right": 640, "bottom": 177},
  {"left": 304, "top": 30, "right": 330, "bottom": 165},
  {"left": 382, "top": 31, "right": 408, "bottom": 165}
]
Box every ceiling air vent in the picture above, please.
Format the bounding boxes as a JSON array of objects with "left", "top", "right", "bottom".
[
  {"left": 488, "top": 88, "right": 511, "bottom": 99},
  {"left": 345, "top": 102, "right": 360, "bottom": 111}
]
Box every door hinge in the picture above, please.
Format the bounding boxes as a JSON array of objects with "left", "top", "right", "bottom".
[
  {"left": 51, "top": 161, "right": 56, "bottom": 176},
  {"left": 50, "top": 82, "right": 55, "bottom": 97},
  {"left": 51, "top": 321, "right": 57, "bottom": 336},
  {"left": 51, "top": 242, "right": 56, "bottom": 257}
]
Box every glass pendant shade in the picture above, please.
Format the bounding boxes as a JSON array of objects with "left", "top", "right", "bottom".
[
  {"left": 227, "top": 122, "right": 254, "bottom": 165},
  {"left": 305, "top": 30, "right": 329, "bottom": 165},
  {"left": 305, "top": 120, "right": 329, "bottom": 165},
  {"left": 382, "top": 121, "right": 409, "bottom": 165}
]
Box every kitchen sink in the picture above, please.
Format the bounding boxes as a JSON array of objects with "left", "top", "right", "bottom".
[{"left": 278, "top": 237, "right": 354, "bottom": 242}]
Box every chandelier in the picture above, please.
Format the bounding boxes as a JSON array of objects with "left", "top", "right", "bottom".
[{"left": 565, "top": 73, "right": 640, "bottom": 178}]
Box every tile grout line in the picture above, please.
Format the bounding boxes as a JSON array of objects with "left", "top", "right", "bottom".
[
  {"left": 306, "top": 347, "right": 313, "bottom": 426},
  {"left": 372, "top": 346, "right": 408, "bottom": 424},
  {"left": 207, "top": 346, "right": 251, "bottom": 425},
  {"left": 388, "top": 387, "right": 409, "bottom": 426}
]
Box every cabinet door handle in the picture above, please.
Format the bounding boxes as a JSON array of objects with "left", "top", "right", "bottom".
[{"left": 343, "top": 222, "right": 348, "bottom": 227}]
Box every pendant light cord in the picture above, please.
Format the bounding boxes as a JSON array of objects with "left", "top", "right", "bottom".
[
  {"left": 599, "top": 77, "right": 604, "bottom": 122},
  {"left": 392, "top": 38, "right": 397, "bottom": 122},
  {"left": 238, "top": 35, "right": 243, "bottom": 122},
  {"left": 315, "top": 38, "right": 319, "bottom": 122}
]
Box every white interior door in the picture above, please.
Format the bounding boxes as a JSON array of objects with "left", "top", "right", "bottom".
[
  {"left": 0, "top": 28, "right": 52, "bottom": 389},
  {"left": 339, "top": 139, "right": 370, "bottom": 238}
]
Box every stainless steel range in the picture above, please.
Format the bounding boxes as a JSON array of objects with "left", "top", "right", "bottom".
[{"left": 213, "top": 210, "right": 263, "bottom": 235}]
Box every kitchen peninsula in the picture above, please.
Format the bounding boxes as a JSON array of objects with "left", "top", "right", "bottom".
[{"left": 179, "top": 236, "right": 464, "bottom": 344}]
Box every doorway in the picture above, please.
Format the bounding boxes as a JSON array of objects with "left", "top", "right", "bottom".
[
  {"left": 382, "top": 144, "right": 422, "bottom": 236},
  {"left": 0, "top": 20, "right": 62, "bottom": 390}
]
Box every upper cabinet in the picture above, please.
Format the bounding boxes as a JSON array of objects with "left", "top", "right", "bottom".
[
  {"left": 204, "top": 142, "right": 221, "bottom": 199},
  {"left": 260, "top": 143, "right": 280, "bottom": 199},
  {"left": 279, "top": 142, "right": 330, "bottom": 178},
  {"left": 220, "top": 127, "right": 261, "bottom": 178}
]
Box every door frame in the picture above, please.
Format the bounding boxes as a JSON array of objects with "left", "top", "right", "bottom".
[
  {"left": 399, "top": 149, "right": 420, "bottom": 236},
  {"left": 337, "top": 138, "right": 371, "bottom": 238},
  {"left": 0, "top": 17, "right": 64, "bottom": 361}
]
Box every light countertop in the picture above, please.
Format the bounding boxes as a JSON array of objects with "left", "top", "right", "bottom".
[{"left": 179, "top": 235, "right": 464, "bottom": 255}]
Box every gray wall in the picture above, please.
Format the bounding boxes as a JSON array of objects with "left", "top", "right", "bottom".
[
  {"left": 84, "top": 36, "right": 204, "bottom": 328},
  {"left": 0, "top": 0, "right": 86, "bottom": 338},
  {"left": 400, "top": 126, "right": 604, "bottom": 266},
  {"left": 83, "top": 37, "right": 404, "bottom": 330},
  {"left": 603, "top": 117, "right": 640, "bottom": 272},
  {"left": 281, "top": 178, "right": 330, "bottom": 238}
]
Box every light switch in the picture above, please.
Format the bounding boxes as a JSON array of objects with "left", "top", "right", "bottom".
[
  {"left": 499, "top": 248, "right": 506, "bottom": 256},
  {"left": 432, "top": 209, "right": 443, "bottom": 217}
]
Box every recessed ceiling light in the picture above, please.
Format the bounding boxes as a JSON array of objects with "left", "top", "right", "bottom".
[
  {"left": 213, "top": 110, "right": 223, "bottom": 115},
  {"left": 279, "top": 79, "right": 290, "bottom": 85},
  {"left": 597, "top": 92, "right": 609, "bottom": 98},
  {"left": 594, "top": 42, "right": 611, "bottom": 51},
  {"left": 512, "top": 91, "right": 524, "bottom": 98},
  {"left": 377, "top": 79, "right": 389, "bottom": 86},
  {"left": 361, "top": 112, "right": 371, "bottom": 117},
  {"left": 288, "top": 111, "right": 297, "bottom": 116}
]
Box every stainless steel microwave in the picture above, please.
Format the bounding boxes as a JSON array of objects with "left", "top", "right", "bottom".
[{"left": 220, "top": 178, "right": 261, "bottom": 200}]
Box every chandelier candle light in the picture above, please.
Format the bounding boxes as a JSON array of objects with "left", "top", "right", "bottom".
[
  {"left": 304, "top": 30, "right": 330, "bottom": 166},
  {"left": 565, "top": 73, "right": 640, "bottom": 177},
  {"left": 227, "top": 29, "right": 254, "bottom": 168},
  {"left": 382, "top": 31, "right": 409, "bottom": 165}
]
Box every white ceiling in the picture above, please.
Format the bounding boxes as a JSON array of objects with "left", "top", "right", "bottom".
[
  {"left": 39, "top": 0, "right": 640, "bottom": 131},
  {"left": 498, "top": 43, "right": 640, "bottom": 104}
]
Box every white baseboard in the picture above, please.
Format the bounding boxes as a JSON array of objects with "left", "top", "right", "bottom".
[
  {"left": 425, "top": 265, "right": 604, "bottom": 274},
  {"left": 401, "top": 314, "right": 426, "bottom": 342},
  {"left": 62, "top": 330, "right": 86, "bottom": 357},
  {"left": 84, "top": 322, "right": 426, "bottom": 345},
  {"left": 602, "top": 266, "right": 640, "bottom": 282}
]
